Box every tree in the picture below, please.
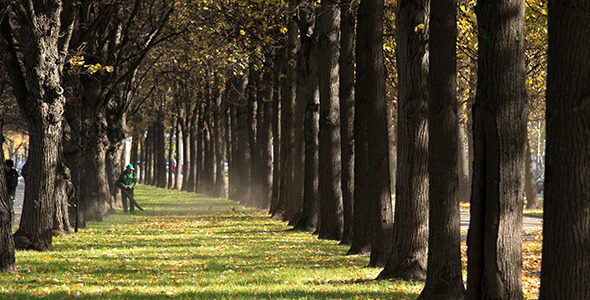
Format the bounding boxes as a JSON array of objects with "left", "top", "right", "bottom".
[
  {"left": 293, "top": 1, "right": 319, "bottom": 232},
  {"left": 466, "top": 0, "right": 527, "bottom": 298},
  {"left": 0, "top": 112, "right": 16, "bottom": 272},
  {"left": 339, "top": 0, "right": 355, "bottom": 246},
  {"left": 355, "top": 0, "right": 393, "bottom": 268},
  {"left": 539, "top": 0, "right": 590, "bottom": 298},
  {"left": 1, "top": 0, "right": 77, "bottom": 251},
  {"left": 316, "top": 0, "right": 344, "bottom": 241},
  {"left": 418, "top": 0, "right": 464, "bottom": 298},
  {"left": 278, "top": 0, "right": 299, "bottom": 220},
  {"left": 379, "top": 0, "right": 429, "bottom": 280}
]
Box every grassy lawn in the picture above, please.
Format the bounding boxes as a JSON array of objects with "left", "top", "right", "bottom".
[{"left": 1, "top": 185, "right": 423, "bottom": 299}]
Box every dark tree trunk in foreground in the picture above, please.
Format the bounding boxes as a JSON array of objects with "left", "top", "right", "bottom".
[
  {"left": 339, "top": 0, "right": 356, "bottom": 246},
  {"left": 466, "top": 1, "right": 527, "bottom": 299},
  {"left": 540, "top": 1, "right": 590, "bottom": 298},
  {"left": 6, "top": 0, "right": 76, "bottom": 251},
  {"left": 293, "top": 3, "right": 319, "bottom": 231},
  {"left": 317, "top": 0, "right": 344, "bottom": 240},
  {"left": 356, "top": 0, "right": 393, "bottom": 268},
  {"left": 379, "top": 0, "right": 429, "bottom": 280},
  {"left": 419, "top": 0, "right": 464, "bottom": 298}
]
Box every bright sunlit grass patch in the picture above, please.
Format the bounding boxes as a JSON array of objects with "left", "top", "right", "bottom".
[{"left": 1, "top": 184, "right": 422, "bottom": 299}]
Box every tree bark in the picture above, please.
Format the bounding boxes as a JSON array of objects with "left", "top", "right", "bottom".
[
  {"left": 258, "top": 66, "right": 274, "bottom": 209},
  {"left": 293, "top": 2, "right": 319, "bottom": 232},
  {"left": 6, "top": 0, "right": 75, "bottom": 251},
  {"left": 269, "top": 55, "right": 284, "bottom": 216},
  {"left": 213, "top": 75, "right": 227, "bottom": 198},
  {"left": 0, "top": 117, "right": 16, "bottom": 271},
  {"left": 356, "top": 0, "right": 394, "bottom": 268},
  {"left": 540, "top": 1, "right": 590, "bottom": 298},
  {"left": 339, "top": 0, "right": 356, "bottom": 246},
  {"left": 524, "top": 143, "right": 539, "bottom": 209},
  {"left": 419, "top": 0, "right": 464, "bottom": 297},
  {"left": 466, "top": 1, "right": 527, "bottom": 299},
  {"left": 379, "top": 0, "right": 429, "bottom": 280},
  {"left": 280, "top": 5, "right": 298, "bottom": 220},
  {"left": 458, "top": 122, "right": 470, "bottom": 203},
  {"left": 317, "top": 0, "right": 344, "bottom": 241},
  {"left": 53, "top": 161, "right": 74, "bottom": 236},
  {"left": 174, "top": 118, "right": 182, "bottom": 190}
]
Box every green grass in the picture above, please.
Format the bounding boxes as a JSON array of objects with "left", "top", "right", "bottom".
[{"left": 1, "top": 185, "right": 422, "bottom": 299}]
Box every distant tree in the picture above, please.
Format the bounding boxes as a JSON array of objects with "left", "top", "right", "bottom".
[
  {"left": 466, "top": 0, "right": 527, "bottom": 298},
  {"left": 212, "top": 74, "right": 227, "bottom": 198},
  {"left": 540, "top": 0, "right": 590, "bottom": 298},
  {"left": 418, "top": 0, "right": 464, "bottom": 298},
  {"left": 316, "top": 0, "right": 344, "bottom": 240},
  {"left": 379, "top": 0, "right": 429, "bottom": 280}
]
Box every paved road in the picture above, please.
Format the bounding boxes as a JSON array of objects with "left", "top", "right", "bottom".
[
  {"left": 12, "top": 177, "right": 24, "bottom": 227},
  {"left": 460, "top": 211, "right": 542, "bottom": 231},
  {"left": 12, "top": 177, "right": 542, "bottom": 233}
]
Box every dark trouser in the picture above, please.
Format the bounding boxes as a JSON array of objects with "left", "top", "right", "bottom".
[{"left": 122, "top": 188, "right": 135, "bottom": 213}]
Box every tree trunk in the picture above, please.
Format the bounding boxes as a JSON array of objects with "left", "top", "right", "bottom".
[
  {"left": 356, "top": 0, "right": 394, "bottom": 268},
  {"left": 228, "top": 104, "right": 239, "bottom": 200},
  {"left": 8, "top": 0, "right": 75, "bottom": 251},
  {"left": 155, "top": 117, "right": 167, "bottom": 189},
  {"left": 81, "top": 113, "right": 110, "bottom": 222},
  {"left": 540, "top": 1, "right": 590, "bottom": 298},
  {"left": 181, "top": 107, "right": 192, "bottom": 191},
  {"left": 290, "top": 40, "right": 306, "bottom": 226},
  {"left": 317, "top": 0, "right": 344, "bottom": 241},
  {"left": 106, "top": 95, "right": 129, "bottom": 212},
  {"left": 53, "top": 161, "right": 74, "bottom": 236},
  {"left": 213, "top": 75, "right": 227, "bottom": 198},
  {"left": 0, "top": 118, "right": 16, "bottom": 271},
  {"left": 247, "top": 67, "right": 260, "bottom": 205},
  {"left": 339, "top": 0, "right": 356, "bottom": 246},
  {"left": 466, "top": 1, "right": 527, "bottom": 299},
  {"left": 279, "top": 7, "right": 298, "bottom": 220},
  {"left": 458, "top": 122, "right": 470, "bottom": 203},
  {"left": 379, "top": 0, "right": 429, "bottom": 280},
  {"left": 419, "top": 0, "right": 464, "bottom": 297},
  {"left": 235, "top": 77, "right": 251, "bottom": 203},
  {"left": 524, "top": 142, "right": 539, "bottom": 209},
  {"left": 293, "top": 3, "right": 319, "bottom": 232},
  {"left": 258, "top": 67, "right": 274, "bottom": 210},
  {"left": 187, "top": 107, "right": 198, "bottom": 193},
  {"left": 174, "top": 119, "right": 181, "bottom": 190},
  {"left": 62, "top": 71, "right": 83, "bottom": 230},
  {"left": 270, "top": 55, "right": 283, "bottom": 216},
  {"left": 167, "top": 119, "right": 175, "bottom": 189}
]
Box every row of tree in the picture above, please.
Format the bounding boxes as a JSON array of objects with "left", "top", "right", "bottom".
[{"left": 0, "top": 0, "right": 588, "bottom": 298}]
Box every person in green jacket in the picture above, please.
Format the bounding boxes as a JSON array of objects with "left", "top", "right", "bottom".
[{"left": 116, "top": 164, "right": 138, "bottom": 214}]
